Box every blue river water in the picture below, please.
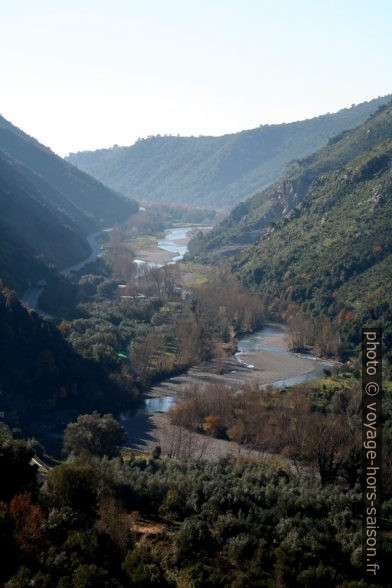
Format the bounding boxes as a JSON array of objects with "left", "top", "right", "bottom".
[
  {"left": 235, "top": 324, "right": 337, "bottom": 388},
  {"left": 157, "top": 227, "right": 192, "bottom": 262},
  {"left": 120, "top": 230, "right": 338, "bottom": 424},
  {"left": 120, "top": 323, "right": 338, "bottom": 424}
]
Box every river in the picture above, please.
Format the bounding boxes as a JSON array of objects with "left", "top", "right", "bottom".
[
  {"left": 22, "top": 224, "right": 207, "bottom": 310},
  {"left": 157, "top": 226, "right": 193, "bottom": 262},
  {"left": 25, "top": 223, "right": 339, "bottom": 457},
  {"left": 119, "top": 323, "right": 339, "bottom": 434},
  {"left": 133, "top": 225, "right": 211, "bottom": 271},
  {"left": 118, "top": 231, "right": 339, "bottom": 438},
  {"left": 234, "top": 324, "right": 337, "bottom": 388}
]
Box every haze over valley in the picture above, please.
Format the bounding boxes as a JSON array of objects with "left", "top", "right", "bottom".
[{"left": 67, "top": 95, "right": 391, "bottom": 209}]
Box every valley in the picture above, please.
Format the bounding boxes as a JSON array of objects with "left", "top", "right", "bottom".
[
  {"left": 2, "top": 3, "right": 392, "bottom": 585},
  {"left": 1, "top": 93, "right": 391, "bottom": 588},
  {"left": 111, "top": 231, "right": 340, "bottom": 458}
]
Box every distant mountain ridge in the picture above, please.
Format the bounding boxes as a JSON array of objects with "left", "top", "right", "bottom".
[
  {"left": 67, "top": 95, "right": 391, "bottom": 208},
  {"left": 0, "top": 114, "right": 138, "bottom": 293}
]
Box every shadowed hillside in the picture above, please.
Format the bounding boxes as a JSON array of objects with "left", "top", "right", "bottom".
[
  {"left": 0, "top": 115, "right": 138, "bottom": 293},
  {"left": 0, "top": 285, "right": 131, "bottom": 429}
]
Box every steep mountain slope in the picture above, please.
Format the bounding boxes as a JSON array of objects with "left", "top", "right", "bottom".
[
  {"left": 190, "top": 99, "right": 392, "bottom": 260},
  {"left": 67, "top": 96, "right": 391, "bottom": 208},
  {"left": 0, "top": 114, "right": 138, "bottom": 231},
  {"left": 231, "top": 103, "right": 392, "bottom": 361},
  {"left": 0, "top": 284, "right": 129, "bottom": 429},
  {"left": 0, "top": 151, "right": 90, "bottom": 279},
  {"left": 0, "top": 115, "right": 138, "bottom": 293},
  {"left": 0, "top": 154, "right": 90, "bottom": 295}
]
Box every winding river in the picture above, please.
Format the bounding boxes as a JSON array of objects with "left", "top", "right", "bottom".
[
  {"left": 118, "top": 229, "right": 339, "bottom": 442},
  {"left": 22, "top": 224, "right": 206, "bottom": 310},
  {"left": 119, "top": 323, "right": 339, "bottom": 432},
  {"left": 23, "top": 222, "right": 339, "bottom": 448},
  {"left": 157, "top": 226, "right": 193, "bottom": 262}
]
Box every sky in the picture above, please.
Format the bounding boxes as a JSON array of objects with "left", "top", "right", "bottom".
[{"left": 1, "top": 0, "right": 391, "bottom": 156}]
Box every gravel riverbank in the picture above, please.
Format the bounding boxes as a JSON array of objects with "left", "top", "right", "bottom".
[{"left": 121, "top": 325, "right": 334, "bottom": 460}]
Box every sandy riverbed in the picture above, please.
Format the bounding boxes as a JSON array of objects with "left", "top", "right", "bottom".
[
  {"left": 133, "top": 226, "right": 203, "bottom": 265},
  {"left": 150, "top": 327, "right": 316, "bottom": 393},
  {"left": 124, "top": 327, "right": 322, "bottom": 461},
  {"left": 134, "top": 247, "right": 175, "bottom": 264}
]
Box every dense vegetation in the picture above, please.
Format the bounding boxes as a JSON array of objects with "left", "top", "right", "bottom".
[
  {"left": 189, "top": 102, "right": 392, "bottom": 370},
  {"left": 168, "top": 377, "right": 392, "bottom": 487},
  {"left": 0, "top": 285, "right": 131, "bottom": 435},
  {"left": 189, "top": 100, "right": 392, "bottom": 261},
  {"left": 67, "top": 96, "right": 391, "bottom": 209},
  {"left": 0, "top": 231, "right": 263, "bottom": 447},
  {"left": 0, "top": 114, "right": 138, "bottom": 294},
  {"left": 2, "top": 97, "right": 391, "bottom": 585},
  {"left": 1, "top": 401, "right": 391, "bottom": 587},
  {"left": 233, "top": 104, "right": 392, "bottom": 368},
  {"left": 141, "top": 203, "right": 217, "bottom": 228},
  {"left": 61, "top": 261, "right": 263, "bottom": 390}
]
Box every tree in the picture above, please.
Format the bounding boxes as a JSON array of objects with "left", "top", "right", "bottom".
[
  {"left": 46, "top": 464, "right": 97, "bottom": 519},
  {"left": 140, "top": 264, "right": 180, "bottom": 299},
  {"left": 122, "top": 545, "right": 171, "bottom": 587},
  {"left": 72, "top": 563, "right": 114, "bottom": 587},
  {"left": 129, "top": 332, "right": 166, "bottom": 382},
  {"left": 8, "top": 493, "right": 45, "bottom": 554},
  {"left": 287, "top": 309, "right": 313, "bottom": 351},
  {"left": 0, "top": 438, "right": 38, "bottom": 502},
  {"left": 63, "top": 412, "right": 127, "bottom": 459},
  {"left": 95, "top": 496, "right": 132, "bottom": 552},
  {"left": 202, "top": 415, "right": 223, "bottom": 437},
  {"left": 175, "top": 517, "right": 213, "bottom": 561},
  {"left": 307, "top": 414, "right": 351, "bottom": 486}
]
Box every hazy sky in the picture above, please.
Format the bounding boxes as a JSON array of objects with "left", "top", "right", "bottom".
[{"left": 1, "top": 0, "right": 391, "bottom": 155}]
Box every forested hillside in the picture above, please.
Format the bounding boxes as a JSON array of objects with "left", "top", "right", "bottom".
[
  {"left": 0, "top": 443, "right": 374, "bottom": 586},
  {"left": 67, "top": 96, "right": 391, "bottom": 208},
  {"left": 0, "top": 285, "right": 130, "bottom": 430},
  {"left": 228, "top": 102, "right": 392, "bottom": 365},
  {"left": 0, "top": 115, "right": 138, "bottom": 293},
  {"left": 189, "top": 100, "right": 392, "bottom": 260}
]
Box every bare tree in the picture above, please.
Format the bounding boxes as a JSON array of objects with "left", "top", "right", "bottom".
[
  {"left": 129, "top": 332, "right": 166, "bottom": 382},
  {"left": 140, "top": 264, "right": 180, "bottom": 298}
]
